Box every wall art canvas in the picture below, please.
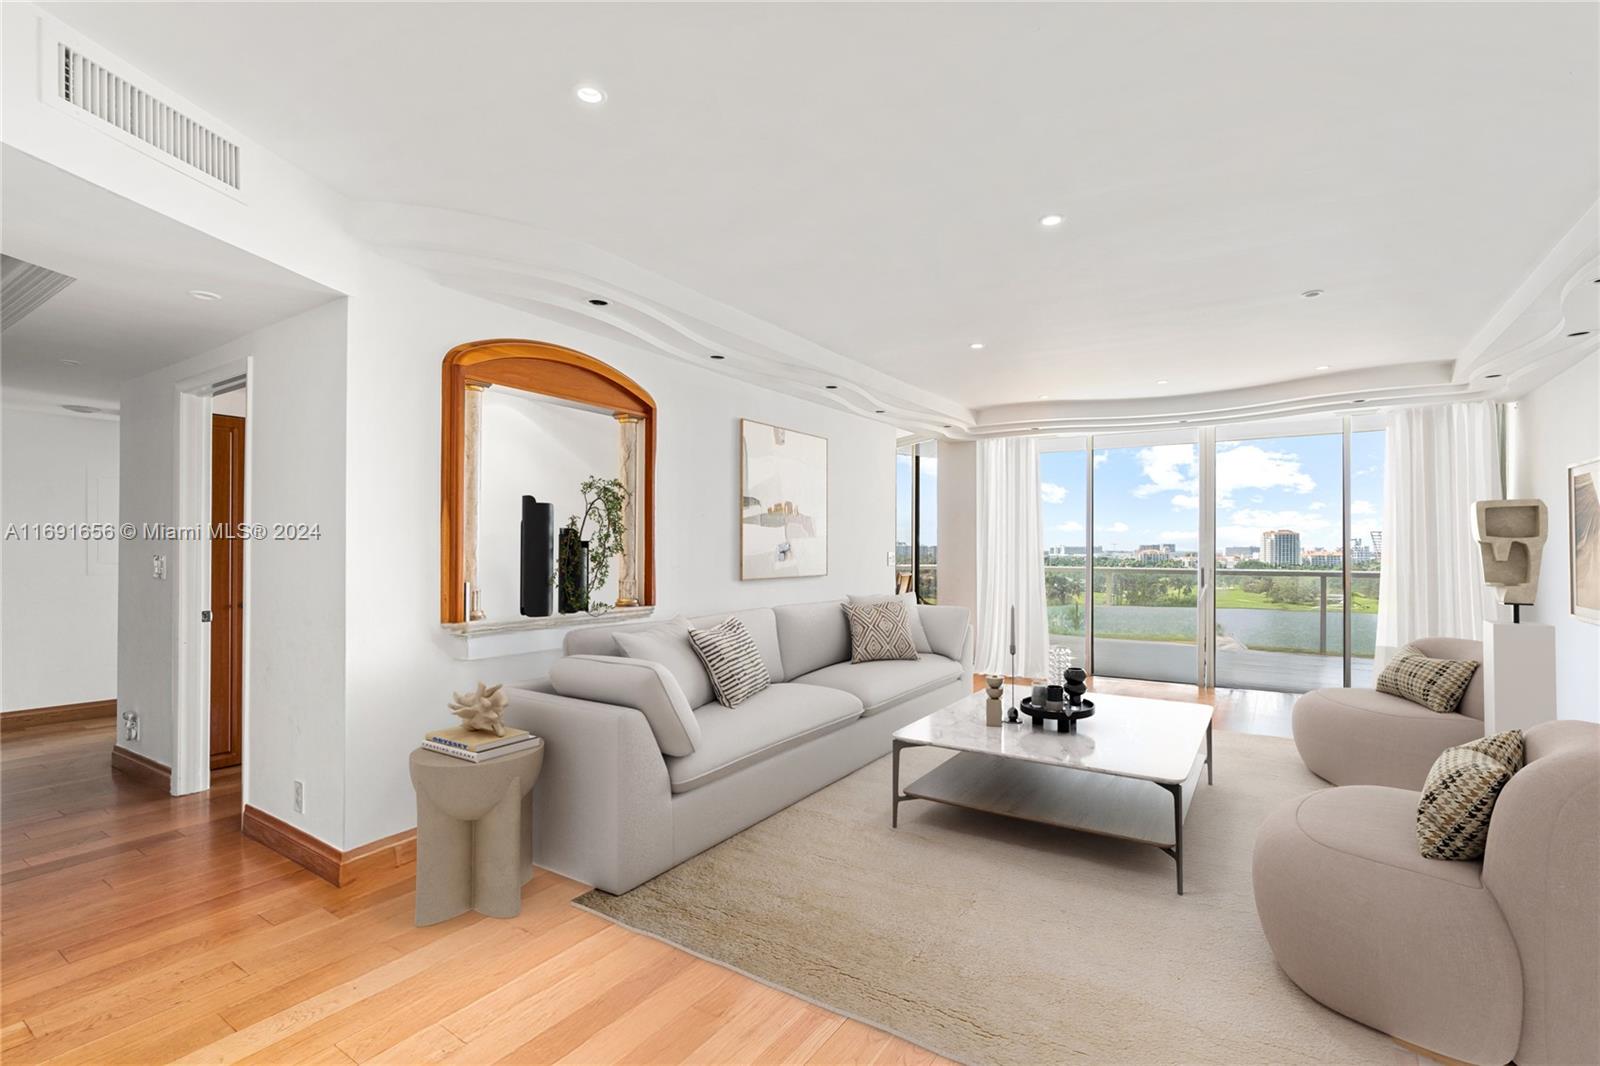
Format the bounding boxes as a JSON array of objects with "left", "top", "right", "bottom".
[
  {"left": 741, "top": 419, "right": 827, "bottom": 579},
  {"left": 1570, "top": 456, "right": 1600, "bottom": 623}
]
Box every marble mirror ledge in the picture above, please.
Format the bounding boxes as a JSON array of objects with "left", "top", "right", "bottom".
[{"left": 441, "top": 605, "right": 656, "bottom": 638}]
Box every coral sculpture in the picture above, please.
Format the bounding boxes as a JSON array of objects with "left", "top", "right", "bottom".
[{"left": 449, "top": 682, "right": 509, "bottom": 736}]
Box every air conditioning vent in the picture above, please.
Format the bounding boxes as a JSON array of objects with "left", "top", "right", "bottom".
[{"left": 58, "top": 44, "right": 240, "bottom": 190}]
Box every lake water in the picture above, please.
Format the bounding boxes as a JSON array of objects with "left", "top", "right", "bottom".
[{"left": 1047, "top": 604, "right": 1378, "bottom": 657}]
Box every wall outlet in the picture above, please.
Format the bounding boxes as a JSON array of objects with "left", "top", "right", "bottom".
[
  {"left": 885, "top": 550, "right": 894, "bottom": 566},
  {"left": 121, "top": 709, "right": 139, "bottom": 741},
  {"left": 151, "top": 555, "right": 167, "bottom": 580},
  {"left": 293, "top": 780, "right": 305, "bottom": 813}
]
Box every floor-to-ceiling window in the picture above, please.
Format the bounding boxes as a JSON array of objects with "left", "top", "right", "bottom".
[
  {"left": 1091, "top": 434, "right": 1200, "bottom": 685},
  {"left": 895, "top": 440, "right": 939, "bottom": 602},
  {"left": 1039, "top": 440, "right": 1089, "bottom": 666},
  {"left": 1035, "top": 418, "right": 1385, "bottom": 693}
]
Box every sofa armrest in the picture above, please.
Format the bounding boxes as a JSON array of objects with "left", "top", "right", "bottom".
[
  {"left": 502, "top": 687, "right": 673, "bottom": 895},
  {"left": 918, "top": 604, "right": 972, "bottom": 665},
  {"left": 549, "top": 654, "right": 701, "bottom": 756}
]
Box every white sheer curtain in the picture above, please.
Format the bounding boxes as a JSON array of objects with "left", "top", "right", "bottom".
[
  {"left": 1376, "top": 402, "right": 1502, "bottom": 657},
  {"left": 975, "top": 436, "right": 1049, "bottom": 678}
]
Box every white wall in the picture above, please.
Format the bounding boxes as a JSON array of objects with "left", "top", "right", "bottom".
[
  {"left": 116, "top": 300, "right": 348, "bottom": 847},
  {"left": 478, "top": 391, "right": 620, "bottom": 620},
  {"left": 1508, "top": 352, "right": 1600, "bottom": 722},
  {"left": 1, "top": 407, "right": 119, "bottom": 711}
]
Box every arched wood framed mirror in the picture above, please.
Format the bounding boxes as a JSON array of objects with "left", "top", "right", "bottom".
[{"left": 441, "top": 339, "right": 656, "bottom": 624}]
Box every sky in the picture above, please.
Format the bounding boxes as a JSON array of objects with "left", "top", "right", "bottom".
[{"left": 898, "top": 431, "right": 1386, "bottom": 553}]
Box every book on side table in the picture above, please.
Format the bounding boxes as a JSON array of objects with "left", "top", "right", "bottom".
[{"left": 422, "top": 726, "right": 540, "bottom": 763}]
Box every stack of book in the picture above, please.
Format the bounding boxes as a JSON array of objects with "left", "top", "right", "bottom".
[{"left": 422, "top": 725, "right": 539, "bottom": 763}]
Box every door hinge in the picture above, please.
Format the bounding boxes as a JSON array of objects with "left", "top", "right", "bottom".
[{"left": 201, "top": 610, "right": 213, "bottom": 622}]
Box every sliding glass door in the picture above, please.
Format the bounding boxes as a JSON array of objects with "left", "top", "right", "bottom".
[
  {"left": 1091, "top": 435, "right": 1200, "bottom": 684},
  {"left": 1039, "top": 417, "right": 1384, "bottom": 693},
  {"left": 895, "top": 441, "right": 939, "bottom": 603}
]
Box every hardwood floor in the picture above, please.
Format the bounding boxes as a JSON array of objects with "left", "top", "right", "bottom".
[
  {"left": 0, "top": 718, "right": 949, "bottom": 1065},
  {"left": 971, "top": 672, "right": 1299, "bottom": 738}
]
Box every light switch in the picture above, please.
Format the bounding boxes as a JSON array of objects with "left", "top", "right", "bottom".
[{"left": 151, "top": 555, "right": 167, "bottom": 580}]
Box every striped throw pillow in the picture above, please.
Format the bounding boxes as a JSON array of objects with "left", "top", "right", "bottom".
[
  {"left": 688, "top": 617, "right": 771, "bottom": 708},
  {"left": 843, "top": 599, "right": 920, "bottom": 664},
  {"left": 1417, "top": 731, "right": 1524, "bottom": 861},
  {"left": 1376, "top": 647, "right": 1480, "bottom": 714}
]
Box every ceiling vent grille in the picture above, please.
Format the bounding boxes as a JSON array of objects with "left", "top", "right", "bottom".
[
  {"left": 58, "top": 44, "right": 240, "bottom": 190},
  {"left": 1, "top": 255, "right": 77, "bottom": 331}
]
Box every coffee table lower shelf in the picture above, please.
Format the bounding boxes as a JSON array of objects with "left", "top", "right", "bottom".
[{"left": 893, "top": 748, "right": 1206, "bottom": 894}]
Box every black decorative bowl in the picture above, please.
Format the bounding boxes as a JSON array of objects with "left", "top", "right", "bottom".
[{"left": 1018, "top": 697, "right": 1095, "bottom": 733}]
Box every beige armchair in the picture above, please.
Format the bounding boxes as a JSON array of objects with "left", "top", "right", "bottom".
[
  {"left": 1292, "top": 636, "right": 1484, "bottom": 790},
  {"left": 1253, "top": 720, "right": 1600, "bottom": 1066}
]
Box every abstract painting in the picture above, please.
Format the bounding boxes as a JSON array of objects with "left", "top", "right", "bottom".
[
  {"left": 1571, "top": 457, "right": 1599, "bottom": 623},
  {"left": 741, "top": 419, "right": 827, "bottom": 579}
]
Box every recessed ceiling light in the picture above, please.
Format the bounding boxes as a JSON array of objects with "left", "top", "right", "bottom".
[
  {"left": 1038, "top": 394, "right": 1049, "bottom": 400},
  {"left": 1156, "top": 379, "right": 1169, "bottom": 386},
  {"left": 1485, "top": 373, "right": 1503, "bottom": 379},
  {"left": 1314, "top": 364, "right": 1332, "bottom": 371},
  {"left": 587, "top": 298, "right": 609, "bottom": 307},
  {"left": 1569, "top": 330, "right": 1591, "bottom": 337},
  {"left": 575, "top": 85, "right": 606, "bottom": 104},
  {"left": 59, "top": 358, "right": 82, "bottom": 367},
  {"left": 1039, "top": 214, "right": 1064, "bottom": 227},
  {"left": 710, "top": 354, "right": 725, "bottom": 360},
  {"left": 1300, "top": 289, "right": 1324, "bottom": 299},
  {"left": 825, "top": 385, "right": 838, "bottom": 390},
  {"left": 1353, "top": 399, "right": 1368, "bottom": 404},
  {"left": 969, "top": 342, "right": 985, "bottom": 350},
  {"left": 875, "top": 409, "right": 886, "bottom": 414},
  {"left": 188, "top": 289, "right": 222, "bottom": 301}
]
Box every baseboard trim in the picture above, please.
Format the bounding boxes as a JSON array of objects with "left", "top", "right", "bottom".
[
  {"left": 111, "top": 745, "right": 172, "bottom": 789},
  {"left": 241, "top": 805, "right": 415, "bottom": 887},
  {"left": 3, "top": 699, "right": 117, "bottom": 733}
]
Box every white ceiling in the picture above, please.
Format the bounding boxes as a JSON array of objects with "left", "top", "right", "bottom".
[
  {"left": 0, "top": 147, "right": 337, "bottom": 406},
  {"left": 38, "top": 2, "right": 1600, "bottom": 413}
]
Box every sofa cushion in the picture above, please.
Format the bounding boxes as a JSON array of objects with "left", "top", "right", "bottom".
[
  {"left": 548, "top": 654, "right": 701, "bottom": 757},
  {"left": 792, "top": 654, "right": 963, "bottom": 716},
  {"left": 1417, "top": 731, "right": 1524, "bottom": 861},
  {"left": 773, "top": 599, "right": 850, "bottom": 679},
  {"left": 1292, "top": 686, "right": 1484, "bottom": 790},
  {"left": 687, "top": 607, "right": 786, "bottom": 682},
  {"left": 847, "top": 593, "right": 931, "bottom": 653},
  {"left": 688, "top": 617, "right": 772, "bottom": 708},
  {"left": 613, "top": 617, "right": 714, "bottom": 710},
  {"left": 917, "top": 604, "right": 970, "bottom": 662},
  {"left": 843, "top": 599, "right": 920, "bottom": 663},
  {"left": 1376, "top": 647, "right": 1481, "bottom": 714},
  {"left": 664, "top": 684, "right": 864, "bottom": 793}
]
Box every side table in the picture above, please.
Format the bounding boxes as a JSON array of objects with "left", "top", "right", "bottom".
[{"left": 408, "top": 740, "right": 545, "bottom": 925}]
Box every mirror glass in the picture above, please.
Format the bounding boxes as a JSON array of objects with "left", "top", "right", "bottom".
[{"left": 473, "top": 387, "right": 620, "bottom": 621}]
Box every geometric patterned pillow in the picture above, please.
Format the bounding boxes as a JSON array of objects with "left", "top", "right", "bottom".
[
  {"left": 687, "top": 617, "right": 771, "bottom": 708},
  {"left": 1376, "top": 647, "right": 1480, "bottom": 714},
  {"left": 842, "top": 599, "right": 920, "bottom": 664},
  {"left": 1417, "top": 730, "right": 1524, "bottom": 861}
]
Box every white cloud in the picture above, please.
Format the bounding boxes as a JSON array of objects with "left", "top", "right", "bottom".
[
  {"left": 1133, "top": 445, "right": 1196, "bottom": 498},
  {"left": 1352, "top": 499, "right": 1376, "bottom": 515},
  {"left": 1309, "top": 501, "right": 1327, "bottom": 511},
  {"left": 1104, "top": 521, "right": 1130, "bottom": 533},
  {"left": 1093, "top": 452, "right": 1108, "bottom": 467},
  {"left": 1130, "top": 443, "right": 1316, "bottom": 509},
  {"left": 1055, "top": 520, "right": 1084, "bottom": 533},
  {"left": 1039, "top": 482, "right": 1067, "bottom": 505},
  {"left": 1218, "top": 507, "right": 1335, "bottom": 545},
  {"left": 1157, "top": 530, "right": 1198, "bottom": 543},
  {"left": 1171, "top": 493, "right": 1199, "bottom": 510}
]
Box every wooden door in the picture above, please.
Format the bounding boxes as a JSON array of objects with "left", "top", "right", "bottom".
[{"left": 210, "top": 415, "right": 245, "bottom": 770}]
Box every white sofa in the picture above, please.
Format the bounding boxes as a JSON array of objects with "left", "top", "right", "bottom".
[{"left": 505, "top": 598, "right": 973, "bottom": 894}]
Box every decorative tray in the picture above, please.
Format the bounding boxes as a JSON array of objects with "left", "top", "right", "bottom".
[{"left": 1018, "top": 697, "right": 1095, "bottom": 733}]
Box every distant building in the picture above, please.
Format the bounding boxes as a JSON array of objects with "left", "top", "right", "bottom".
[
  {"left": 1262, "top": 529, "right": 1301, "bottom": 566},
  {"left": 1136, "top": 543, "right": 1172, "bottom": 562},
  {"left": 1350, "top": 537, "right": 1375, "bottom": 564},
  {"left": 1225, "top": 546, "right": 1260, "bottom": 559},
  {"left": 1304, "top": 548, "right": 1343, "bottom": 568},
  {"left": 1369, "top": 530, "right": 1384, "bottom": 559}
]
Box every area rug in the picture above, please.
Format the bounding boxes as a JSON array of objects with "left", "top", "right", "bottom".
[{"left": 575, "top": 731, "right": 1400, "bottom": 1065}]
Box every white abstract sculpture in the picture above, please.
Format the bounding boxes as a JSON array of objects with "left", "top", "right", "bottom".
[
  {"left": 1474, "top": 499, "right": 1548, "bottom": 609},
  {"left": 449, "top": 682, "right": 510, "bottom": 735}
]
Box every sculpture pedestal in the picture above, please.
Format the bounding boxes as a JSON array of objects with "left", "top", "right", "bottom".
[{"left": 1482, "top": 621, "right": 1556, "bottom": 734}]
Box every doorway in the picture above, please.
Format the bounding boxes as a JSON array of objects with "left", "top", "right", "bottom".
[{"left": 209, "top": 389, "right": 246, "bottom": 769}]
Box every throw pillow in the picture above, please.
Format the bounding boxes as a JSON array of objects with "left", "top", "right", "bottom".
[
  {"left": 613, "top": 618, "right": 716, "bottom": 709},
  {"left": 687, "top": 617, "right": 771, "bottom": 708},
  {"left": 1417, "top": 730, "right": 1525, "bottom": 861},
  {"left": 1376, "top": 647, "right": 1480, "bottom": 714},
  {"left": 843, "top": 599, "right": 920, "bottom": 664},
  {"left": 847, "top": 593, "right": 932, "bottom": 654}
]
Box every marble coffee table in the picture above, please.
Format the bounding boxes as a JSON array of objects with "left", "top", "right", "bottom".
[{"left": 891, "top": 690, "right": 1213, "bottom": 894}]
